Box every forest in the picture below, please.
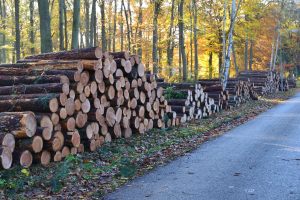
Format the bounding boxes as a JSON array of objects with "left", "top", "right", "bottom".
[{"left": 0, "top": 0, "right": 299, "bottom": 82}]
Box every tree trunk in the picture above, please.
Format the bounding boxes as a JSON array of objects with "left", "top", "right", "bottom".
[
  {"left": 167, "top": 0, "right": 175, "bottom": 77},
  {"left": 84, "top": 0, "right": 90, "bottom": 47},
  {"left": 209, "top": 52, "right": 213, "bottom": 79},
  {"left": 37, "top": 0, "right": 53, "bottom": 53},
  {"left": 122, "top": 0, "right": 131, "bottom": 51},
  {"left": 179, "top": 0, "right": 187, "bottom": 81},
  {"left": 100, "top": 0, "right": 107, "bottom": 51},
  {"left": 232, "top": 42, "right": 238, "bottom": 75},
  {"left": 71, "top": 0, "right": 80, "bottom": 49},
  {"left": 113, "top": 0, "right": 117, "bottom": 52},
  {"left": 244, "top": 37, "right": 248, "bottom": 70},
  {"left": 63, "top": 1, "right": 68, "bottom": 49},
  {"left": 249, "top": 40, "right": 253, "bottom": 71},
  {"left": 193, "top": 0, "right": 199, "bottom": 80},
  {"left": 222, "top": 0, "right": 236, "bottom": 89},
  {"left": 90, "top": 0, "right": 97, "bottom": 46},
  {"left": 120, "top": 4, "right": 124, "bottom": 51},
  {"left": 29, "top": 0, "right": 35, "bottom": 54},
  {"left": 152, "top": 1, "right": 161, "bottom": 74},
  {"left": 137, "top": 0, "right": 143, "bottom": 57},
  {"left": 15, "top": 0, "right": 20, "bottom": 60},
  {"left": 59, "top": 0, "right": 65, "bottom": 50}
]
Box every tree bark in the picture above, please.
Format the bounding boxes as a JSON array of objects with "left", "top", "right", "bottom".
[
  {"left": 59, "top": 0, "right": 65, "bottom": 50},
  {"left": 15, "top": 0, "right": 20, "bottom": 60},
  {"left": 152, "top": 1, "right": 161, "bottom": 74},
  {"left": 179, "top": 0, "right": 187, "bottom": 81},
  {"left": 29, "top": 0, "right": 35, "bottom": 54},
  {"left": 84, "top": 0, "right": 90, "bottom": 47},
  {"left": 122, "top": 0, "right": 131, "bottom": 51},
  {"left": 209, "top": 52, "right": 213, "bottom": 79},
  {"left": 137, "top": 0, "right": 143, "bottom": 57},
  {"left": 249, "top": 40, "right": 253, "bottom": 71},
  {"left": 71, "top": 0, "right": 80, "bottom": 49},
  {"left": 100, "top": 0, "right": 107, "bottom": 51},
  {"left": 37, "top": 0, "right": 53, "bottom": 53},
  {"left": 193, "top": 0, "right": 199, "bottom": 80},
  {"left": 113, "top": 0, "right": 117, "bottom": 52},
  {"left": 244, "top": 37, "right": 248, "bottom": 70},
  {"left": 167, "top": 0, "right": 175, "bottom": 76}
]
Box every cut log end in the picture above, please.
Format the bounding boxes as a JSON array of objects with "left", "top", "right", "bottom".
[
  {"left": 20, "top": 150, "right": 33, "bottom": 168},
  {"left": 40, "top": 150, "right": 51, "bottom": 166},
  {"left": 32, "top": 136, "right": 43, "bottom": 153},
  {"left": 0, "top": 147, "right": 12, "bottom": 169},
  {"left": 2, "top": 133, "right": 15, "bottom": 152}
]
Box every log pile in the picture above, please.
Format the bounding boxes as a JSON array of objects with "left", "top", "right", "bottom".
[
  {"left": 198, "top": 78, "right": 258, "bottom": 107},
  {"left": 279, "top": 78, "right": 289, "bottom": 91},
  {"left": 0, "top": 47, "right": 175, "bottom": 169},
  {"left": 158, "top": 81, "right": 220, "bottom": 122},
  {"left": 238, "top": 71, "right": 279, "bottom": 95},
  {"left": 287, "top": 78, "right": 296, "bottom": 88}
]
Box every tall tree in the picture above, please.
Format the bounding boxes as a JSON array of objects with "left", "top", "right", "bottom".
[
  {"left": 0, "top": 0, "right": 6, "bottom": 63},
  {"left": 63, "top": 1, "right": 68, "bottom": 49},
  {"left": 120, "top": 4, "right": 124, "bottom": 51},
  {"left": 167, "top": 0, "right": 175, "bottom": 76},
  {"left": 15, "top": 0, "right": 20, "bottom": 60},
  {"left": 90, "top": 0, "right": 97, "bottom": 46},
  {"left": 193, "top": 0, "right": 199, "bottom": 80},
  {"left": 179, "top": 0, "right": 187, "bottom": 81},
  {"left": 37, "top": 0, "right": 53, "bottom": 53},
  {"left": 100, "top": 0, "right": 107, "bottom": 51},
  {"left": 244, "top": 37, "right": 248, "bottom": 70},
  {"left": 84, "top": 0, "right": 90, "bottom": 47},
  {"left": 137, "top": 0, "right": 143, "bottom": 57},
  {"left": 29, "top": 0, "right": 35, "bottom": 54},
  {"left": 152, "top": 0, "right": 162, "bottom": 74},
  {"left": 59, "top": 0, "right": 65, "bottom": 50},
  {"left": 249, "top": 39, "right": 253, "bottom": 70},
  {"left": 112, "top": 0, "right": 117, "bottom": 51},
  {"left": 71, "top": 0, "right": 80, "bottom": 49},
  {"left": 122, "top": 0, "right": 131, "bottom": 51}
]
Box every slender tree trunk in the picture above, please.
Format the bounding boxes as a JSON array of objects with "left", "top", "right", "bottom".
[
  {"left": 221, "top": 0, "right": 227, "bottom": 77},
  {"left": 38, "top": 0, "right": 53, "bottom": 53},
  {"left": 232, "top": 42, "right": 238, "bottom": 75},
  {"left": 29, "top": 0, "right": 35, "bottom": 54},
  {"left": 273, "top": 32, "right": 280, "bottom": 71},
  {"left": 209, "top": 52, "right": 213, "bottom": 79},
  {"left": 84, "top": 0, "right": 89, "bottom": 47},
  {"left": 120, "top": 5, "right": 124, "bottom": 51},
  {"left": 189, "top": 5, "right": 193, "bottom": 79},
  {"left": 167, "top": 0, "right": 175, "bottom": 77},
  {"left": 113, "top": 0, "right": 117, "bottom": 52},
  {"left": 179, "top": 0, "right": 187, "bottom": 81},
  {"left": 107, "top": 1, "right": 112, "bottom": 52},
  {"left": 249, "top": 39, "right": 253, "bottom": 71},
  {"left": 59, "top": 0, "right": 65, "bottom": 50},
  {"left": 127, "top": 0, "right": 133, "bottom": 52},
  {"left": 0, "top": 0, "right": 6, "bottom": 63},
  {"left": 15, "top": 0, "right": 20, "bottom": 60},
  {"left": 222, "top": 0, "right": 236, "bottom": 89},
  {"left": 90, "top": 0, "right": 96, "bottom": 47},
  {"left": 137, "top": 0, "right": 143, "bottom": 57},
  {"left": 244, "top": 37, "right": 248, "bottom": 70},
  {"left": 193, "top": 0, "right": 199, "bottom": 80},
  {"left": 152, "top": 1, "right": 161, "bottom": 74},
  {"left": 218, "top": 30, "right": 223, "bottom": 76},
  {"left": 71, "top": 0, "right": 80, "bottom": 49},
  {"left": 100, "top": 0, "right": 107, "bottom": 51},
  {"left": 122, "top": 0, "right": 131, "bottom": 51},
  {"left": 63, "top": 1, "right": 68, "bottom": 50}
]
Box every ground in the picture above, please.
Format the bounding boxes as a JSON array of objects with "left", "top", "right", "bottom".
[{"left": 0, "top": 89, "right": 297, "bottom": 200}]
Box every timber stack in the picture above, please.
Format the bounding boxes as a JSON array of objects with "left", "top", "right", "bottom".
[
  {"left": 0, "top": 47, "right": 176, "bottom": 169},
  {"left": 198, "top": 78, "right": 258, "bottom": 107},
  {"left": 287, "top": 78, "right": 296, "bottom": 88},
  {"left": 237, "top": 71, "right": 279, "bottom": 95},
  {"left": 157, "top": 81, "right": 220, "bottom": 122},
  {"left": 197, "top": 80, "right": 230, "bottom": 109}
]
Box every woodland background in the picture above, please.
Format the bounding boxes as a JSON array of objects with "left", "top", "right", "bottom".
[{"left": 0, "top": 0, "right": 299, "bottom": 82}]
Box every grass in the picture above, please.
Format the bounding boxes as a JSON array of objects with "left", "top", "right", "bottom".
[{"left": 0, "top": 89, "right": 297, "bottom": 199}]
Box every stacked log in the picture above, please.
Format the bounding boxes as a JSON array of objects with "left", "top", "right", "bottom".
[
  {"left": 198, "top": 78, "right": 258, "bottom": 107},
  {"left": 158, "top": 81, "right": 220, "bottom": 122},
  {"left": 238, "top": 71, "right": 279, "bottom": 95},
  {"left": 0, "top": 47, "right": 174, "bottom": 169},
  {"left": 279, "top": 78, "right": 289, "bottom": 91},
  {"left": 287, "top": 78, "right": 296, "bottom": 88}
]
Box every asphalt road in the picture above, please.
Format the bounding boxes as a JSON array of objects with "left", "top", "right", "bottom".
[{"left": 104, "top": 92, "right": 300, "bottom": 200}]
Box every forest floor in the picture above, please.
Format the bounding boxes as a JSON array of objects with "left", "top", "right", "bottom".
[{"left": 0, "top": 89, "right": 297, "bottom": 200}]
